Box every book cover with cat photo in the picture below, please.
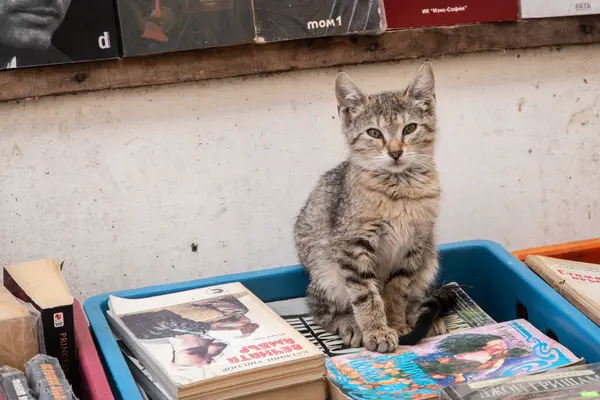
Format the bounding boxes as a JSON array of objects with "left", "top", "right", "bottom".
[
  {"left": 326, "top": 320, "right": 583, "bottom": 400},
  {"left": 253, "top": 0, "right": 386, "bottom": 43},
  {"left": 116, "top": 0, "right": 255, "bottom": 57},
  {"left": 274, "top": 283, "right": 496, "bottom": 358}
]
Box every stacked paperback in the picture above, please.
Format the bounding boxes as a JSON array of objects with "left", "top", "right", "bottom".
[{"left": 107, "top": 282, "right": 326, "bottom": 400}]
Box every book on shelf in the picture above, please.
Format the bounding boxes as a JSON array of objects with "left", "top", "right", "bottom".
[
  {"left": 441, "top": 362, "right": 600, "bottom": 399},
  {"left": 116, "top": 0, "right": 255, "bottom": 57},
  {"left": 3, "top": 260, "right": 79, "bottom": 391},
  {"left": 326, "top": 319, "right": 583, "bottom": 400},
  {"left": 383, "top": 0, "right": 518, "bottom": 29},
  {"left": 107, "top": 282, "right": 326, "bottom": 400},
  {"left": 0, "top": 0, "right": 119, "bottom": 70},
  {"left": 253, "top": 0, "right": 386, "bottom": 44},
  {"left": 524, "top": 255, "right": 600, "bottom": 327},
  {"left": 520, "top": 0, "right": 600, "bottom": 19},
  {"left": 269, "top": 282, "right": 496, "bottom": 358}
]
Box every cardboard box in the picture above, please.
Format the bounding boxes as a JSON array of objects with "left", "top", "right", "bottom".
[
  {"left": 384, "top": 0, "right": 518, "bottom": 29},
  {"left": 520, "top": 0, "right": 600, "bottom": 18},
  {"left": 117, "top": 0, "right": 256, "bottom": 57},
  {"left": 253, "top": 0, "right": 386, "bottom": 43},
  {"left": 0, "top": 0, "right": 119, "bottom": 70}
]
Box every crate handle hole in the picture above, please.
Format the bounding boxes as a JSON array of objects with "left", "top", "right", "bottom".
[
  {"left": 516, "top": 303, "right": 529, "bottom": 320},
  {"left": 546, "top": 329, "right": 560, "bottom": 343}
]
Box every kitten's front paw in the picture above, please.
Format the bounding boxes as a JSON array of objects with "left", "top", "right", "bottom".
[
  {"left": 339, "top": 323, "right": 363, "bottom": 348},
  {"left": 363, "top": 327, "right": 398, "bottom": 353}
]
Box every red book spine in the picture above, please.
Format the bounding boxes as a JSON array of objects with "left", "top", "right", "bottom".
[{"left": 73, "top": 299, "right": 114, "bottom": 400}]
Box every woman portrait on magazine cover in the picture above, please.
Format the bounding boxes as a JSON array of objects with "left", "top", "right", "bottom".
[
  {"left": 414, "top": 333, "right": 531, "bottom": 386},
  {"left": 121, "top": 295, "right": 259, "bottom": 368}
]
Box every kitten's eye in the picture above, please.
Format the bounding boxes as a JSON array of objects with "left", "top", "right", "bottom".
[
  {"left": 403, "top": 123, "right": 418, "bottom": 135},
  {"left": 366, "top": 128, "right": 383, "bottom": 139}
]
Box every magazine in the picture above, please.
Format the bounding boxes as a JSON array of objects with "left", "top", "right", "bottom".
[
  {"left": 326, "top": 319, "right": 583, "bottom": 400},
  {"left": 441, "top": 362, "right": 600, "bottom": 399}
]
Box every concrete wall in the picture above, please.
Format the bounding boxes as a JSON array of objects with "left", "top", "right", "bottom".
[{"left": 1, "top": 45, "right": 599, "bottom": 300}]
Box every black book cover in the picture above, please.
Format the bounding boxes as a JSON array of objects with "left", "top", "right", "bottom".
[
  {"left": 0, "top": 0, "right": 119, "bottom": 70},
  {"left": 116, "top": 0, "right": 255, "bottom": 57},
  {"left": 3, "top": 270, "right": 79, "bottom": 397},
  {"left": 254, "top": 0, "right": 386, "bottom": 43}
]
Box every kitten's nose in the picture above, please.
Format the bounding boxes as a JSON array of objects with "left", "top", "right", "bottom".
[{"left": 388, "top": 150, "right": 403, "bottom": 161}]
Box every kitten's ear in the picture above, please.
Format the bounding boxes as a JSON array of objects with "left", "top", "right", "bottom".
[
  {"left": 406, "top": 62, "right": 435, "bottom": 105},
  {"left": 335, "top": 72, "right": 366, "bottom": 110}
]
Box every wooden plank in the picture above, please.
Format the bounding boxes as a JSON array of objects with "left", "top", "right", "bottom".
[{"left": 1, "top": 15, "right": 600, "bottom": 102}]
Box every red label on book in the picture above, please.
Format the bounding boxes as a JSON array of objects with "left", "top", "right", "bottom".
[
  {"left": 384, "top": 0, "right": 518, "bottom": 29},
  {"left": 54, "top": 312, "right": 65, "bottom": 328}
]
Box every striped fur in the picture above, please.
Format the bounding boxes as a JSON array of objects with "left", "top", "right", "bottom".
[{"left": 294, "top": 63, "right": 443, "bottom": 353}]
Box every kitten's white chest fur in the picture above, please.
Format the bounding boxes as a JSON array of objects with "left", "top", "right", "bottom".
[
  {"left": 371, "top": 197, "right": 436, "bottom": 281},
  {"left": 377, "top": 216, "right": 414, "bottom": 281}
]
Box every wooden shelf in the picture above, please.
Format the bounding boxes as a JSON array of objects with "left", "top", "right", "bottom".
[{"left": 2, "top": 15, "right": 600, "bottom": 102}]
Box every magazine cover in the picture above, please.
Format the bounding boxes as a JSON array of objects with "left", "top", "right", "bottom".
[
  {"left": 281, "top": 283, "right": 495, "bottom": 358},
  {"left": 0, "top": 0, "right": 119, "bottom": 70},
  {"left": 253, "top": 0, "right": 386, "bottom": 43},
  {"left": 326, "top": 320, "right": 582, "bottom": 399},
  {"left": 116, "top": 0, "right": 255, "bottom": 56},
  {"left": 441, "top": 362, "right": 600, "bottom": 399},
  {"left": 109, "top": 282, "right": 323, "bottom": 386}
]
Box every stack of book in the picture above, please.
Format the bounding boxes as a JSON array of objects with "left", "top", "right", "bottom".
[{"left": 108, "top": 282, "right": 327, "bottom": 400}]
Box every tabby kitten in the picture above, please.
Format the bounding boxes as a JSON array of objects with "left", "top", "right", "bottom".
[{"left": 294, "top": 62, "right": 444, "bottom": 353}]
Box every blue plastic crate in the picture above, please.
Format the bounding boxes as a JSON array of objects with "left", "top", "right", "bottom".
[{"left": 83, "top": 240, "right": 600, "bottom": 400}]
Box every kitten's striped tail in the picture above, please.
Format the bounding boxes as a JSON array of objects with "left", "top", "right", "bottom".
[{"left": 398, "top": 285, "right": 458, "bottom": 346}]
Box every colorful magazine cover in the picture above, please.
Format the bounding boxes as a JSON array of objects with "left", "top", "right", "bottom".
[
  {"left": 280, "top": 283, "right": 496, "bottom": 358},
  {"left": 326, "top": 319, "right": 582, "bottom": 400}
]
